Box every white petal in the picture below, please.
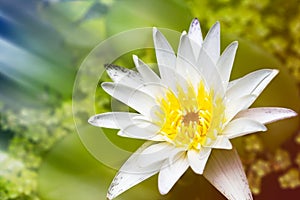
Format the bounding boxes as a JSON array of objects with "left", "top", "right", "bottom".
[
  {"left": 203, "top": 149, "right": 253, "bottom": 200},
  {"left": 104, "top": 71, "right": 166, "bottom": 99},
  {"left": 101, "top": 82, "right": 157, "bottom": 117},
  {"left": 202, "top": 21, "right": 220, "bottom": 63},
  {"left": 138, "top": 142, "right": 181, "bottom": 167},
  {"left": 118, "top": 122, "right": 161, "bottom": 140},
  {"left": 222, "top": 118, "right": 267, "bottom": 139},
  {"left": 226, "top": 69, "right": 278, "bottom": 102},
  {"left": 188, "top": 18, "right": 203, "bottom": 46},
  {"left": 132, "top": 55, "right": 161, "bottom": 83},
  {"left": 148, "top": 134, "right": 167, "bottom": 141},
  {"left": 153, "top": 28, "right": 177, "bottom": 90},
  {"left": 224, "top": 95, "right": 257, "bottom": 124},
  {"left": 187, "top": 147, "right": 211, "bottom": 174},
  {"left": 88, "top": 112, "right": 143, "bottom": 129},
  {"left": 217, "top": 41, "right": 238, "bottom": 88},
  {"left": 227, "top": 78, "right": 240, "bottom": 90},
  {"left": 104, "top": 64, "right": 143, "bottom": 88},
  {"left": 176, "top": 33, "right": 203, "bottom": 89},
  {"left": 107, "top": 171, "right": 156, "bottom": 200},
  {"left": 158, "top": 152, "right": 189, "bottom": 195},
  {"left": 177, "top": 33, "right": 197, "bottom": 66},
  {"left": 120, "top": 142, "right": 168, "bottom": 174},
  {"left": 197, "top": 48, "right": 225, "bottom": 96},
  {"left": 251, "top": 69, "right": 278, "bottom": 97},
  {"left": 107, "top": 170, "right": 157, "bottom": 200},
  {"left": 107, "top": 142, "right": 161, "bottom": 200},
  {"left": 235, "top": 107, "right": 297, "bottom": 124},
  {"left": 132, "top": 82, "right": 168, "bottom": 100},
  {"left": 188, "top": 18, "right": 203, "bottom": 59},
  {"left": 207, "top": 136, "right": 232, "bottom": 149}
]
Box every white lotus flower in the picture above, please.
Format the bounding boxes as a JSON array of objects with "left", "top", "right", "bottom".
[{"left": 89, "top": 18, "right": 297, "bottom": 200}]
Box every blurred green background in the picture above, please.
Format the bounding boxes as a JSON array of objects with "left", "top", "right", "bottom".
[{"left": 0, "top": 0, "right": 300, "bottom": 199}]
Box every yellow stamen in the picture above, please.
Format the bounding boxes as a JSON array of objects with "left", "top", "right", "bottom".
[{"left": 155, "top": 82, "right": 225, "bottom": 150}]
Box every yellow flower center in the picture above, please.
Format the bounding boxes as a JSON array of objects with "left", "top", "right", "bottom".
[{"left": 155, "top": 82, "right": 225, "bottom": 150}]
